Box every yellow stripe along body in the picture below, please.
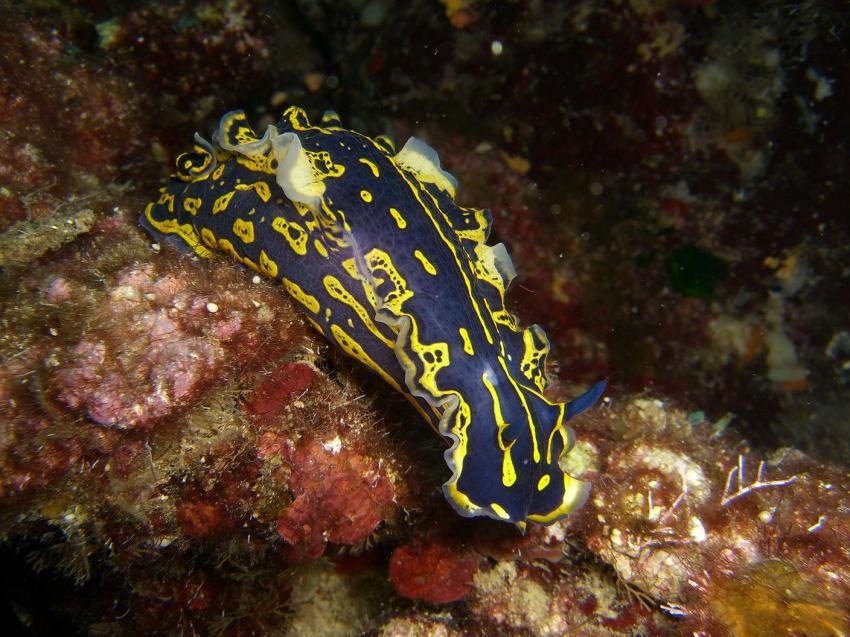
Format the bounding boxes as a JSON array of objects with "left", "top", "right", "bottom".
[{"left": 141, "top": 107, "right": 605, "bottom": 527}]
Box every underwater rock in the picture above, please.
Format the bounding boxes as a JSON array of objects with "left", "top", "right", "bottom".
[
  {"left": 577, "top": 395, "right": 850, "bottom": 632},
  {"left": 52, "top": 264, "right": 235, "bottom": 429},
  {"left": 1, "top": 1, "right": 849, "bottom": 635}
]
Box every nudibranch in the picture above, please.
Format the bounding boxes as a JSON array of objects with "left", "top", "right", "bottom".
[{"left": 142, "top": 106, "right": 606, "bottom": 528}]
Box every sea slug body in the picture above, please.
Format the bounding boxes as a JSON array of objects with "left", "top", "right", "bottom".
[{"left": 142, "top": 106, "right": 605, "bottom": 528}]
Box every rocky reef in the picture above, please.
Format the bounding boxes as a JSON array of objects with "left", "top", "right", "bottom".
[{"left": 1, "top": 1, "right": 848, "bottom": 635}]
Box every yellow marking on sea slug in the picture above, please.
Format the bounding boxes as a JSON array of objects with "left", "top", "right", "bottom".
[
  {"left": 526, "top": 474, "right": 588, "bottom": 524},
  {"left": 358, "top": 157, "right": 380, "bottom": 177},
  {"left": 259, "top": 250, "right": 278, "bottom": 278},
  {"left": 322, "top": 275, "right": 394, "bottom": 349},
  {"left": 306, "top": 317, "right": 324, "bottom": 335},
  {"left": 337, "top": 209, "right": 353, "bottom": 233},
  {"left": 363, "top": 248, "right": 414, "bottom": 316},
  {"left": 235, "top": 181, "right": 272, "bottom": 202},
  {"left": 537, "top": 475, "right": 551, "bottom": 491},
  {"left": 143, "top": 202, "right": 211, "bottom": 258},
  {"left": 440, "top": 401, "right": 486, "bottom": 515},
  {"left": 490, "top": 503, "right": 511, "bottom": 520},
  {"left": 342, "top": 257, "right": 380, "bottom": 312},
  {"left": 217, "top": 237, "right": 241, "bottom": 261},
  {"left": 233, "top": 218, "right": 255, "bottom": 244},
  {"left": 330, "top": 323, "right": 404, "bottom": 393},
  {"left": 455, "top": 208, "right": 491, "bottom": 243},
  {"left": 544, "top": 401, "right": 567, "bottom": 465},
  {"left": 360, "top": 189, "right": 373, "bottom": 203},
  {"left": 413, "top": 249, "right": 438, "bottom": 276},
  {"left": 219, "top": 111, "right": 256, "bottom": 145},
  {"left": 389, "top": 207, "right": 407, "bottom": 229},
  {"left": 282, "top": 277, "right": 320, "bottom": 313},
  {"left": 177, "top": 150, "right": 211, "bottom": 178},
  {"left": 235, "top": 152, "right": 277, "bottom": 176},
  {"left": 211, "top": 164, "right": 226, "bottom": 180},
  {"left": 385, "top": 304, "right": 452, "bottom": 403},
  {"left": 481, "top": 371, "right": 518, "bottom": 487},
  {"left": 497, "top": 355, "right": 540, "bottom": 463},
  {"left": 183, "top": 197, "right": 202, "bottom": 216},
  {"left": 283, "top": 106, "right": 311, "bottom": 130},
  {"left": 212, "top": 191, "right": 236, "bottom": 214},
  {"left": 271, "top": 216, "right": 308, "bottom": 255},
  {"left": 415, "top": 340, "right": 450, "bottom": 397},
  {"left": 306, "top": 149, "right": 345, "bottom": 179},
  {"left": 458, "top": 327, "right": 475, "bottom": 356},
  {"left": 201, "top": 227, "right": 217, "bottom": 249},
  {"left": 492, "top": 309, "right": 519, "bottom": 331},
  {"left": 520, "top": 327, "right": 549, "bottom": 392},
  {"left": 313, "top": 238, "right": 329, "bottom": 257},
  {"left": 157, "top": 190, "right": 175, "bottom": 213},
  {"left": 374, "top": 135, "right": 396, "bottom": 154},
  {"left": 320, "top": 111, "right": 341, "bottom": 126}
]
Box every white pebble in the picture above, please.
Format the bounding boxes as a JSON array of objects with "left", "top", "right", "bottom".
[{"left": 206, "top": 302, "right": 219, "bottom": 313}]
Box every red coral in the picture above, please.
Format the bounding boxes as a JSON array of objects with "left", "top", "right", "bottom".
[
  {"left": 243, "top": 362, "right": 317, "bottom": 425},
  {"left": 275, "top": 438, "right": 395, "bottom": 561},
  {"left": 389, "top": 539, "right": 480, "bottom": 604}
]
